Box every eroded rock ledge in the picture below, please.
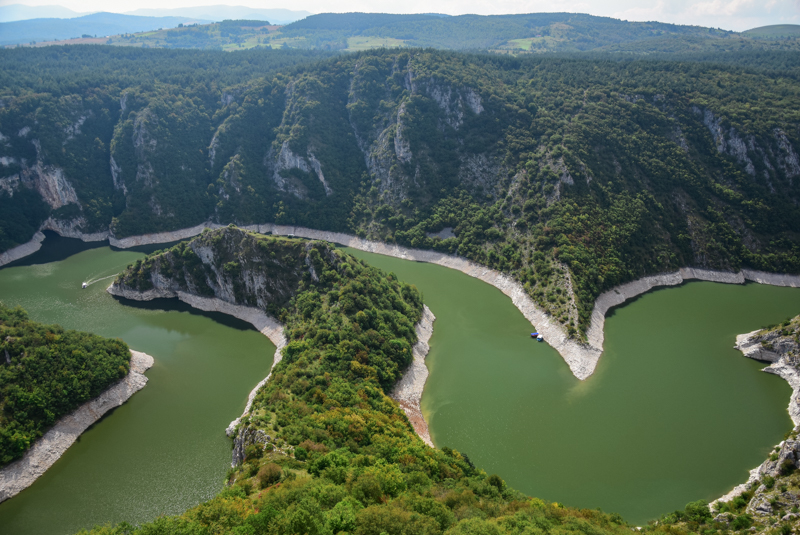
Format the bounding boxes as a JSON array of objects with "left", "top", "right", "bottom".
[
  {"left": 107, "top": 284, "right": 439, "bottom": 450},
  {"left": 8, "top": 220, "right": 800, "bottom": 380},
  {"left": 391, "top": 305, "right": 436, "bottom": 447},
  {"left": 0, "top": 350, "right": 154, "bottom": 503}
]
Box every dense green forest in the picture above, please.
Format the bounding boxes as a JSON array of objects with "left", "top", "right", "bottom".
[
  {"left": 0, "top": 303, "right": 131, "bottom": 467},
  {"left": 98, "top": 226, "right": 636, "bottom": 534},
  {"left": 2, "top": 46, "right": 799, "bottom": 336}
]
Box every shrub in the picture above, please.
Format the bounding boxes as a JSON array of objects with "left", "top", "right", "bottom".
[
  {"left": 257, "top": 463, "right": 282, "bottom": 488},
  {"left": 244, "top": 444, "right": 263, "bottom": 461},
  {"left": 731, "top": 514, "right": 753, "bottom": 530},
  {"left": 763, "top": 476, "right": 776, "bottom": 489},
  {"left": 684, "top": 500, "right": 712, "bottom": 523},
  {"left": 781, "top": 460, "right": 796, "bottom": 476}
]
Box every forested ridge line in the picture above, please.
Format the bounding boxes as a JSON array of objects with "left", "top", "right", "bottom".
[
  {"left": 1, "top": 46, "right": 799, "bottom": 337},
  {"left": 14, "top": 12, "right": 800, "bottom": 55},
  {"left": 0, "top": 303, "right": 131, "bottom": 467}
]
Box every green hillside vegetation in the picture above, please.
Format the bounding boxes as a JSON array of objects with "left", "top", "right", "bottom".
[
  {"left": 2, "top": 47, "right": 800, "bottom": 337},
  {"left": 97, "top": 226, "right": 637, "bottom": 535},
  {"left": 0, "top": 303, "right": 131, "bottom": 467},
  {"left": 743, "top": 25, "right": 800, "bottom": 39},
  {"left": 107, "top": 20, "right": 280, "bottom": 51},
  {"left": 24, "top": 13, "right": 800, "bottom": 54}
]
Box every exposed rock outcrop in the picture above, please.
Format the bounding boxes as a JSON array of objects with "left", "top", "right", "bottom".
[
  {"left": 0, "top": 350, "right": 154, "bottom": 503},
  {"left": 5, "top": 139, "right": 80, "bottom": 210},
  {"left": 713, "top": 318, "right": 800, "bottom": 510},
  {"left": 270, "top": 141, "right": 332, "bottom": 198}
]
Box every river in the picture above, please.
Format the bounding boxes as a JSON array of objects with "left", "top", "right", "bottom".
[
  {"left": 0, "top": 235, "right": 797, "bottom": 532},
  {"left": 0, "top": 235, "right": 275, "bottom": 535},
  {"left": 345, "top": 248, "right": 799, "bottom": 525}
]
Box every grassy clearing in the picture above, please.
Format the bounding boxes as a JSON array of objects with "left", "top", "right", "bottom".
[{"left": 346, "top": 36, "right": 408, "bottom": 50}]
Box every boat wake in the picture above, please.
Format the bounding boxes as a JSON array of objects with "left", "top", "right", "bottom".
[{"left": 82, "top": 274, "right": 118, "bottom": 288}]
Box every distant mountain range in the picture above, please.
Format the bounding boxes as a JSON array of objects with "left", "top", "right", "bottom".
[
  {"left": 0, "top": 12, "right": 211, "bottom": 46},
  {"left": 124, "top": 6, "right": 311, "bottom": 25},
  {"left": 0, "top": 4, "right": 310, "bottom": 25},
  {"left": 0, "top": 4, "right": 88, "bottom": 22}
]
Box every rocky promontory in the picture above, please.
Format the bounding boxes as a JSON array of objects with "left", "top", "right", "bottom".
[
  {"left": 0, "top": 350, "right": 154, "bottom": 503},
  {"left": 107, "top": 228, "right": 440, "bottom": 452}
]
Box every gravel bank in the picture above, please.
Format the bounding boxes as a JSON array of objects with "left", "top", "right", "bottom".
[
  {"left": 391, "top": 305, "right": 436, "bottom": 447},
  {"left": 0, "top": 350, "right": 154, "bottom": 503}
]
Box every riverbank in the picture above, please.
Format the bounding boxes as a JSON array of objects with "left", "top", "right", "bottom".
[
  {"left": 586, "top": 269, "right": 800, "bottom": 363},
  {"left": 711, "top": 324, "right": 800, "bottom": 509},
  {"left": 8, "top": 220, "right": 800, "bottom": 379},
  {"left": 0, "top": 349, "right": 154, "bottom": 503},
  {"left": 391, "top": 305, "right": 436, "bottom": 447},
  {"left": 105, "top": 285, "right": 286, "bottom": 438}
]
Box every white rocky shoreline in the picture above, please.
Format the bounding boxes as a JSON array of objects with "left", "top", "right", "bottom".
[
  {"left": 107, "top": 284, "right": 438, "bottom": 448},
  {"left": 5, "top": 220, "right": 800, "bottom": 380},
  {"left": 0, "top": 350, "right": 154, "bottom": 503},
  {"left": 711, "top": 329, "right": 800, "bottom": 509}
]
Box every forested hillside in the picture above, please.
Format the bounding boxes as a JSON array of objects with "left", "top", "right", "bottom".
[
  {"left": 0, "top": 303, "right": 131, "bottom": 467},
  {"left": 2, "top": 46, "right": 799, "bottom": 336}
]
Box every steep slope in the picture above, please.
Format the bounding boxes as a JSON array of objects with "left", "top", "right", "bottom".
[{"left": 2, "top": 47, "right": 800, "bottom": 336}]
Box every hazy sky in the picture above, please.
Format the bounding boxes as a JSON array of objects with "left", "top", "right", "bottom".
[{"left": 2, "top": 0, "right": 799, "bottom": 31}]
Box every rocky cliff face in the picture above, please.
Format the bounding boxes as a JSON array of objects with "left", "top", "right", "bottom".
[{"left": 112, "top": 227, "right": 346, "bottom": 316}]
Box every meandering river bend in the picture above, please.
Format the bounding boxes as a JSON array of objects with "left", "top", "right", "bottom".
[{"left": 0, "top": 234, "right": 797, "bottom": 532}]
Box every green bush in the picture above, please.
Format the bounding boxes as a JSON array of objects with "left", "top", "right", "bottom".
[{"left": 257, "top": 463, "right": 282, "bottom": 488}]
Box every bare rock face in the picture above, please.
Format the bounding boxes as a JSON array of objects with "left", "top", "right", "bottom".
[
  {"left": 10, "top": 139, "right": 80, "bottom": 209},
  {"left": 695, "top": 106, "right": 756, "bottom": 176},
  {"left": 270, "top": 141, "right": 333, "bottom": 198},
  {"left": 232, "top": 428, "right": 273, "bottom": 467},
  {"left": 775, "top": 128, "right": 800, "bottom": 180},
  {"left": 692, "top": 106, "right": 800, "bottom": 192}
]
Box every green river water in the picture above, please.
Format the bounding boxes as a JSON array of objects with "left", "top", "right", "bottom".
[
  {"left": 0, "top": 234, "right": 797, "bottom": 533},
  {"left": 0, "top": 238, "right": 274, "bottom": 535}
]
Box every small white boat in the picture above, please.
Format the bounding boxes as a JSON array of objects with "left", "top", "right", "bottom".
[{"left": 81, "top": 282, "right": 88, "bottom": 289}]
